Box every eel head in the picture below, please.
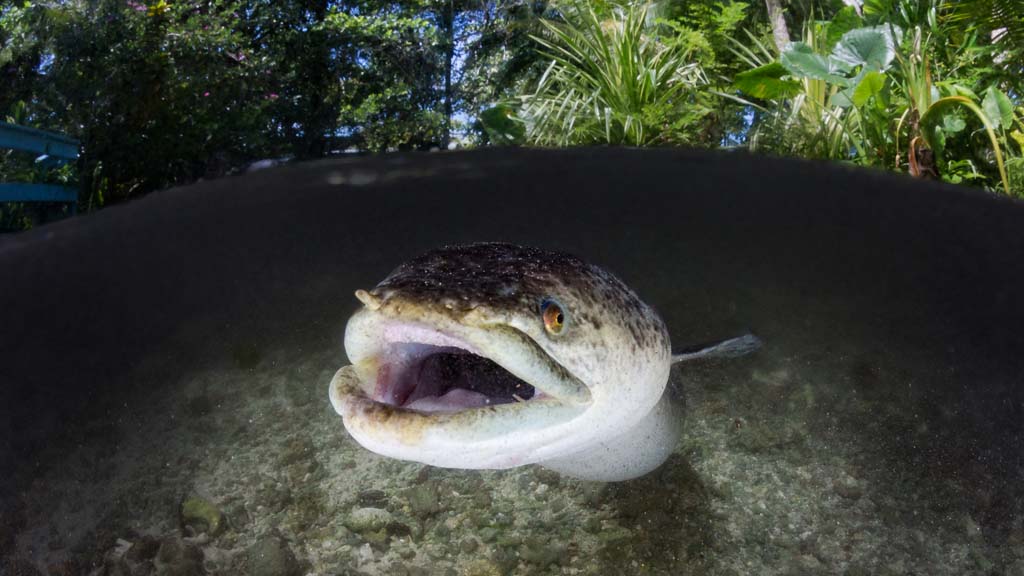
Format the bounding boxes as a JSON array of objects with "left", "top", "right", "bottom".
[{"left": 329, "top": 243, "right": 672, "bottom": 475}]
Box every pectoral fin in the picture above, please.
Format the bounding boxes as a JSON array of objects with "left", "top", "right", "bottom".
[{"left": 671, "top": 333, "right": 762, "bottom": 364}]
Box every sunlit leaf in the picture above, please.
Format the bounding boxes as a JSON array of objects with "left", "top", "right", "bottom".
[
  {"left": 851, "top": 70, "right": 886, "bottom": 107},
  {"left": 862, "top": 0, "right": 894, "bottom": 19},
  {"left": 942, "top": 114, "right": 966, "bottom": 133},
  {"left": 831, "top": 88, "right": 855, "bottom": 108},
  {"left": 479, "top": 105, "right": 525, "bottom": 145},
  {"left": 520, "top": 1, "right": 709, "bottom": 146},
  {"left": 780, "top": 42, "right": 851, "bottom": 85},
  {"left": 1011, "top": 130, "right": 1024, "bottom": 151},
  {"left": 943, "top": 84, "right": 980, "bottom": 100},
  {"left": 982, "top": 86, "right": 1015, "bottom": 130},
  {"left": 733, "top": 62, "right": 802, "bottom": 99},
  {"left": 921, "top": 96, "right": 1011, "bottom": 194},
  {"left": 831, "top": 25, "right": 900, "bottom": 71},
  {"left": 825, "top": 7, "right": 864, "bottom": 50}
]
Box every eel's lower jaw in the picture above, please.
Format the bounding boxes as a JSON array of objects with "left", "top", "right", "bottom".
[
  {"left": 328, "top": 365, "right": 589, "bottom": 469},
  {"left": 332, "top": 316, "right": 595, "bottom": 468}
]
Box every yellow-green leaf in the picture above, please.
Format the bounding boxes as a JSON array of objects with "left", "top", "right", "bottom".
[
  {"left": 734, "top": 62, "right": 802, "bottom": 99},
  {"left": 851, "top": 71, "right": 886, "bottom": 107},
  {"left": 982, "top": 86, "right": 1014, "bottom": 130}
]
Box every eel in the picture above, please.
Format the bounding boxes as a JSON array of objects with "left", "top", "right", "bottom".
[{"left": 328, "top": 243, "right": 760, "bottom": 481}]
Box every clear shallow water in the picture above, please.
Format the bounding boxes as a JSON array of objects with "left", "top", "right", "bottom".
[{"left": 2, "top": 149, "right": 1022, "bottom": 575}]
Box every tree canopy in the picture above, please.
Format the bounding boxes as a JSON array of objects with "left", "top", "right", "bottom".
[{"left": 2, "top": 0, "right": 1023, "bottom": 228}]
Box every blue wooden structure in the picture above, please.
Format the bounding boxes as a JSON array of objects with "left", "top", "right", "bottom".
[{"left": 0, "top": 121, "right": 80, "bottom": 213}]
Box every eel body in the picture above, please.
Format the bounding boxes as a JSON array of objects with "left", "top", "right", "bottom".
[{"left": 329, "top": 243, "right": 757, "bottom": 481}]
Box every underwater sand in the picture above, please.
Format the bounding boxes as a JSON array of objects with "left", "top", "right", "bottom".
[{"left": 8, "top": 320, "right": 1023, "bottom": 576}]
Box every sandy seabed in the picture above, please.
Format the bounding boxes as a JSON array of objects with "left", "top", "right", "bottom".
[{"left": 7, "top": 328, "right": 1023, "bottom": 576}]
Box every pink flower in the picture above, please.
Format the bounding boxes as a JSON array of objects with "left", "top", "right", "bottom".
[
  {"left": 267, "top": 93, "right": 279, "bottom": 100},
  {"left": 203, "top": 91, "right": 210, "bottom": 97}
]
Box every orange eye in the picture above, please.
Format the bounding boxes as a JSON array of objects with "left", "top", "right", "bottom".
[{"left": 541, "top": 298, "right": 567, "bottom": 335}]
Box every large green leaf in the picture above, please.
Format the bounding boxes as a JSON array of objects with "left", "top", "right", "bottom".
[
  {"left": 921, "top": 96, "right": 1011, "bottom": 194},
  {"left": 943, "top": 84, "right": 980, "bottom": 100},
  {"left": 851, "top": 70, "right": 887, "bottom": 107},
  {"left": 942, "top": 113, "right": 966, "bottom": 134},
  {"left": 780, "top": 42, "right": 851, "bottom": 85},
  {"left": 831, "top": 25, "right": 900, "bottom": 71},
  {"left": 1011, "top": 130, "right": 1024, "bottom": 150},
  {"left": 862, "top": 0, "right": 894, "bottom": 19},
  {"left": 982, "top": 86, "right": 1015, "bottom": 130},
  {"left": 479, "top": 105, "right": 525, "bottom": 145},
  {"left": 780, "top": 25, "right": 900, "bottom": 87},
  {"left": 825, "top": 7, "right": 864, "bottom": 50},
  {"left": 734, "top": 62, "right": 802, "bottom": 99},
  {"left": 831, "top": 89, "right": 854, "bottom": 108}
]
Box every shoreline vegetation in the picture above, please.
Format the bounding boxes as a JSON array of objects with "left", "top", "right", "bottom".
[{"left": 1, "top": 0, "right": 1022, "bottom": 230}]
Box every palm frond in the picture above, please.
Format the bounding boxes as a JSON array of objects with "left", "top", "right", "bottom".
[
  {"left": 946, "top": 0, "right": 1024, "bottom": 48},
  {"left": 518, "top": 1, "right": 709, "bottom": 147}
]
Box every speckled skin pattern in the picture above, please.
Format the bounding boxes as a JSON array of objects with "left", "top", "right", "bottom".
[
  {"left": 332, "top": 242, "right": 678, "bottom": 478},
  {"left": 371, "top": 243, "right": 670, "bottom": 355}
]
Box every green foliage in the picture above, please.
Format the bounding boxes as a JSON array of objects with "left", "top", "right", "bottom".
[
  {"left": 1, "top": 0, "right": 500, "bottom": 210},
  {"left": 982, "top": 85, "right": 1015, "bottom": 129},
  {"left": 782, "top": 42, "right": 859, "bottom": 84},
  {"left": 780, "top": 25, "right": 901, "bottom": 90},
  {"left": 946, "top": 0, "right": 1024, "bottom": 50},
  {"left": 323, "top": 6, "right": 446, "bottom": 152},
  {"left": 729, "top": 0, "right": 1022, "bottom": 195},
  {"left": 891, "top": 16, "right": 1012, "bottom": 194},
  {"left": 477, "top": 105, "right": 526, "bottom": 145},
  {"left": 2, "top": 0, "right": 283, "bottom": 204},
  {"left": 730, "top": 21, "right": 870, "bottom": 161},
  {"left": 657, "top": 0, "right": 751, "bottom": 72},
  {"left": 826, "top": 7, "right": 865, "bottom": 49},
  {"left": 518, "top": 1, "right": 711, "bottom": 146},
  {"left": 734, "top": 62, "right": 802, "bottom": 99},
  {"left": 3, "top": 0, "right": 1023, "bottom": 224},
  {"left": 460, "top": 1, "right": 562, "bottom": 115},
  {"left": 832, "top": 26, "right": 901, "bottom": 70}
]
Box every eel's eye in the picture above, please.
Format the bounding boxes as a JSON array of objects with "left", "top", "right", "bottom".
[{"left": 541, "top": 298, "right": 568, "bottom": 336}]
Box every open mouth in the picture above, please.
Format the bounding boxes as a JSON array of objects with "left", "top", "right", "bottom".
[
  {"left": 371, "top": 342, "right": 538, "bottom": 414},
  {"left": 332, "top": 313, "right": 594, "bottom": 468},
  {"left": 338, "top": 315, "right": 592, "bottom": 427}
]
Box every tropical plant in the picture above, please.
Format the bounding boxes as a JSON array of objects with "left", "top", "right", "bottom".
[
  {"left": 476, "top": 104, "right": 526, "bottom": 145},
  {"left": 731, "top": 0, "right": 1020, "bottom": 195},
  {"left": 729, "top": 11, "right": 881, "bottom": 161},
  {"left": 945, "top": 0, "right": 1024, "bottom": 57},
  {"left": 517, "top": 1, "right": 710, "bottom": 147},
  {"left": 892, "top": 24, "right": 1010, "bottom": 192}
]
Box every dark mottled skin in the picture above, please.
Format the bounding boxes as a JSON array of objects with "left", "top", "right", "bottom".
[{"left": 371, "top": 243, "right": 668, "bottom": 350}]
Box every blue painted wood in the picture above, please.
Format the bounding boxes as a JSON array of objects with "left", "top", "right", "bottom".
[
  {"left": 0, "top": 183, "right": 79, "bottom": 203},
  {"left": 0, "top": 122, "right": 79, "bottom": 162},
  {"left": 1, "top": 123, "right": 80, "bottom": 211}
]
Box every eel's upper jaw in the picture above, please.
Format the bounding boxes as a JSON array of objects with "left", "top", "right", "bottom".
[
  {"left": 329, "top": 310, "right": 594, "bottom": 468},
  {"left": 344, "top": 317, "right": 591, "bottom": 414}
]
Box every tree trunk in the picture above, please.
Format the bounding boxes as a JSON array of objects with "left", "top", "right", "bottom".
[
  {"left": 764, "top": 0, "right": 790, "bottom": 53},
  {"left": 299, "top": 0, "right": 332, "bottom": 158}
]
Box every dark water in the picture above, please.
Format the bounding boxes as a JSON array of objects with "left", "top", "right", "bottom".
[{"left": 1, "top": 148, "right": 1022, "bottom": 575}]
